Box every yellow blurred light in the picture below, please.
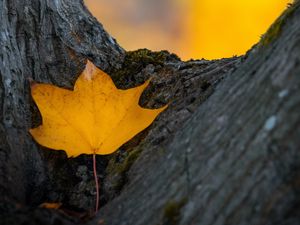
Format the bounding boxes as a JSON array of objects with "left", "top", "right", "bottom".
[
  {"left": 188, "top": 0, "right": 292, "bottom": 59},
  {"left": 85, "top": 0, "right": 292, "bottom": 60}
]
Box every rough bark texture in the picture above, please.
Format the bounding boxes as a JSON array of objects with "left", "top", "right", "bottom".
[
  {"left": 0, "top": 0, "right": 300, "bottom": 225},
  {"left": 0, "top": 0, "right": 124, "bottom": 206}
]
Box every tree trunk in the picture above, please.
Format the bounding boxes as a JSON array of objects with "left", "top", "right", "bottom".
[
  {"left": 0, "top": 0, "right": 123, "bottom": 211},
  {"left": 1, "top": 0, "right": 300, "bottom": 225}
]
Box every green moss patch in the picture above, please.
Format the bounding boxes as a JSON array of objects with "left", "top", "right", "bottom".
[
  {"left": 162, "top": 198, "right": 187, "bottom": 225},
  {"left": 260, "top": 1, "right": 299, "bottom": 46},
  {"left": 111, "top": 49, "right": 180, "bottom": 84},
  {"left": 105, "top": 147, "right": 143, "bottom": 192}
]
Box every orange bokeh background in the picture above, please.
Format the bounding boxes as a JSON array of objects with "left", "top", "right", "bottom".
[{"left": 84, "top": 0, "right": 291, "bottom": 60}]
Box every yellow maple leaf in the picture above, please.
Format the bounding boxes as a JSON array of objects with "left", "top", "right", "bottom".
[{"left": 30, "top": 61, "right": 167, "bottom": 157}]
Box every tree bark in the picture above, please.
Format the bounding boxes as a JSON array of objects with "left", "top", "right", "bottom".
[
  {"left": 0, "top": 0, "right": 124, "bottom": 205},
  {"left": 1, "top": 0, "right": 300, "bottom": 225}
]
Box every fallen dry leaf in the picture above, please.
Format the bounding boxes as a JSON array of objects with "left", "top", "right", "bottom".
[{"left": 39, "top": 202, "right": 62, "bottom": 209}]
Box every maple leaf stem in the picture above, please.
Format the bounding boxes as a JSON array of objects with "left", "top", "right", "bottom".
[{"left": 93, "top": 153, "right": 99, "bottom": 214}]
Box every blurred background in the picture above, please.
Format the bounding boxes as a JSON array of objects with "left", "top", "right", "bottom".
[{"left": 84, "top": 0, "right": 292, "bottom": 60}]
